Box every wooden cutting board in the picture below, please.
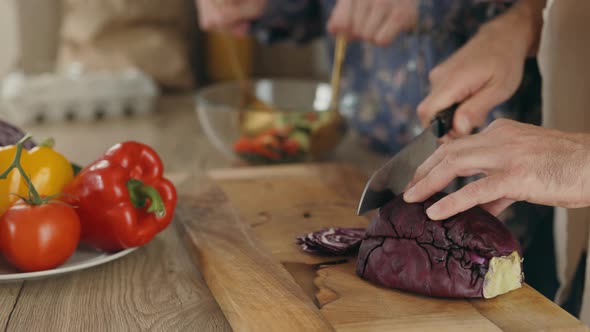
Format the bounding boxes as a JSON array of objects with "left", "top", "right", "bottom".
[{"left": 177, "top": 163, "right": 588, "bottom": 332}]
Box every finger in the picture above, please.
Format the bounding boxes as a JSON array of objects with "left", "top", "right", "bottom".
[
  {"left": 360, "top": 3, "right": 388, "bottom": 43},
  {"left": 374, "top": 11, "right": 405, "bottom": 46},
  {"left": 404, "top": 143, "right": 452, "bottom": 192},
  {"left": 327, "top": 0, "right": 354, "bottom": 36},
  {"left": 352, "top": 1, "right": 371, "bottom": 39},
  {"left": 417, "top": 62, "right": 488, "bottom": 128},
  {"left": 451, "top": 84, "right": 505, "bottom": 136},
  {"left": 426, "top": 59, "right": 455, "bottom": 87},
  {"left": 404, "top": 144, "right": 505, "bottom": 203},
  {"left": 425, "top": 175, "right": 509, "bottom": 220},
  {"left": 404, "top": 135, "right": 505, "bottom": 203},
  {"left": 404, "top": 133, "right": 495, "bottom": 191},
  {"left": 416, "top": 61, "right": 459, "bottom": 127},
  {"left": 480, "top": 198, "right": 515, "bottom": 216}
]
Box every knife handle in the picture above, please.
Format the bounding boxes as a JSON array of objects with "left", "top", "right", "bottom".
[{"left": 431, "top": 104, "right": 458, "bottom": 138}]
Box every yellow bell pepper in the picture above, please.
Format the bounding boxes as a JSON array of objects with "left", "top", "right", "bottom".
[{"left": 0, "top": 143, "right": 73, "bottom": 214}]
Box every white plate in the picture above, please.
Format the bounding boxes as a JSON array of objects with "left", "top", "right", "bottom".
[{"left": 0, "top": 245, "right": 137, "bottom": 282}]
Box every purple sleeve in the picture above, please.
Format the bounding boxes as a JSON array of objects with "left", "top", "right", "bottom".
[
  {"left": 251, "top": 0, "right": 514, "bottom": 44},
  {"left": 416, "top": 0, "right": 465, "bottom": 32},
  {"left": 415, "top": 0, "right": 516, "bottom": 36},
  {"left": 250, "top": 0, "right": 323, "bottom": 44}
]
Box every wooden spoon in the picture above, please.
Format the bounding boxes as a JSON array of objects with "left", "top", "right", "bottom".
[{"left": 309, "top": 35, "right": 349, "bottom": 159}]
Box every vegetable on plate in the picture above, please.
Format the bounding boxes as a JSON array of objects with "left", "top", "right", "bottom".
[
  {"left": 0, "top": 135, "right": 80, "bottom": 272},
  {"left": 0, "top": 133, "right": 73, "bottom": 215},
  {"left": 62, "top": 141, "right": 177, "bottom": 252}
]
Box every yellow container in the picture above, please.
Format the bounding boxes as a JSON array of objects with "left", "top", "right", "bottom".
[{"left": 206, "top": 31, "right": 254, "bottom": 82}]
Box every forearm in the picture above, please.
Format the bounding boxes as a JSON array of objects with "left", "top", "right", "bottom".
[
  {"left": 512, "top": 0, "right": 546, "bottom": 55},
  {"left": 481, "top": 0, "right": 545, "bottom": 57},
  {"left": 478, "top": 0, "right": 546, "bottom": 59}
]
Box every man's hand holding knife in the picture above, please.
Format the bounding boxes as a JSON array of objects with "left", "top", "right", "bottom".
[{"left": 404, "top": 0, "right": 590, "bottom": 218}]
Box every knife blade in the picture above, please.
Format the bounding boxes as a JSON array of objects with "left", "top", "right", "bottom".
[{"left": 357, "top": 105, "right": 457, "bottom": 215}]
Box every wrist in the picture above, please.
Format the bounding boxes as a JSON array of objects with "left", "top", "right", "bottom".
[
  {"left": 479, "top": 0, "right": 544, "bottom": 58},
  {"left": 511, "top": 0, "right": 545, "bottom": 56}
]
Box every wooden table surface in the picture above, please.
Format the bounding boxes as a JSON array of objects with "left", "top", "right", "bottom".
[
  {"left": 0, "top": 95, "right": 389, "bottom": 331},
  {"left": 3, "top": 95, "right": 581, "bottom": 331}
]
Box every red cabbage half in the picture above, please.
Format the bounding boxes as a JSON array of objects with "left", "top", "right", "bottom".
[{"left": 355, "top": 193, "right": 523, "bottom": 299}]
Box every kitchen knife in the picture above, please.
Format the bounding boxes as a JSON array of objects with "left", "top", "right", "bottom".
[{"left": 357, "top": 105, "right": 457, "bottom": 215}]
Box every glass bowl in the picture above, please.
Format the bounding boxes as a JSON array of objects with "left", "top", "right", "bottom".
[{"left": 196, "top": 78, "right": 355, "bottom": 165}]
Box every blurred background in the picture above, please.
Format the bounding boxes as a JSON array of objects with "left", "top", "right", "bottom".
[
  {"left": 0, "top": 0, "right": 369, "bottom": 171},
  {"left": 0, "top": 0, "right": 330, "bottom": 90}
]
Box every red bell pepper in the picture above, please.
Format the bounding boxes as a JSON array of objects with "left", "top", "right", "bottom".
[{"left": 63, "top": 141, "right": 177, "bottom": 252}]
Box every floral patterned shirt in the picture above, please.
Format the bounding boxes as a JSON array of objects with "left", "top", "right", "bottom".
[{"left": 252, "top": 0, "right": 542, "bottom": 155}]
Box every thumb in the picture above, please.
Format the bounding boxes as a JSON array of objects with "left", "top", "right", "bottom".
[
  {"left": 417, "top": 67, "right": 483, "bottom": 129},
  {"left": 452, "top": 85, "right": 506, "bottom": 136},
  {"left": 417, "top": 83, "right": 464, "bottom": 129}
]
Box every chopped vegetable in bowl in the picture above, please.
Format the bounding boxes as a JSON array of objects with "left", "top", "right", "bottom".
[
  {"left": 233, "top": 110, "right": 333, "bottom": 164},
  {"left": 197, "top": 79, "right": 353, "bottom": 165}
]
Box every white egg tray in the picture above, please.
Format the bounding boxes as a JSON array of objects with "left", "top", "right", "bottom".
[{"left": 0, "top": 65, "right": 159, "bottom": 125}]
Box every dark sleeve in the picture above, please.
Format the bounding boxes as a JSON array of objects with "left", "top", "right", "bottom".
[
  {"left": 416, "top": 0, "right": 466, "bottom": 32},
  {"left": 415, "top": 1, "right": 516, "bottom": 39},
  {"left": 250, "top": 0, "right": 324, "bottom": 45}
]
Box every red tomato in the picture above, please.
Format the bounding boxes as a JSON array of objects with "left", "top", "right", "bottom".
[{"left": 0, "top": 201, "right": 81, "bottom": 272}]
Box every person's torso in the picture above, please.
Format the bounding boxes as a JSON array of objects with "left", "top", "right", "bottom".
[{"left": 319, "top": 0, "right": 541, "bottom": 154}]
